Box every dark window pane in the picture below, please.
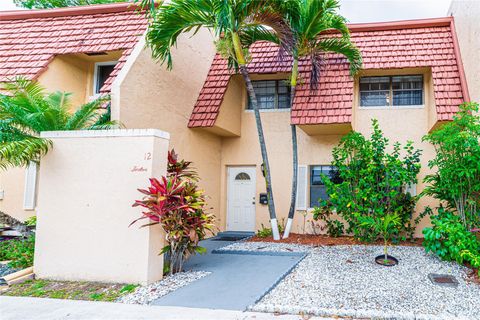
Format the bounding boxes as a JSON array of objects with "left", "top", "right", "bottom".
[
  {"left": 95, "top": 64, "right": 116, "bottom": 93},
  {"left": 360, "top": 91, "right": 389, "bottom": 107},
  {"left": 392, "top": 75, "right": 423, "bottom": 106},
  {"left": 248, "top": 80, "right": 291, "bottom": 110},
  {"left": 310, "top": 186, "right": 327, "bottom": 208}
]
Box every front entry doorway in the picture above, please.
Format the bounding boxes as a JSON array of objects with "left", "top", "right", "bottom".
[{"left": 226, "top": 166, "right": 256, "bottom": 232}]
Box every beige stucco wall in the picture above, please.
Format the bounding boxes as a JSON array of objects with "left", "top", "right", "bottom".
[
  {"left": 0, "top": 51, "right": 123, "bottom": 222},
  {"left": 34, "top": 129, "right": 168, "bottom": 285},
  {"left": 216, "top": 67, "right": 440, "bottom": 237},
  {"left": 449, "top": 0, "right": 480, "bottom": 102},
  {"left": 111, "top": 30, "right": 223, "bottom": 228}
]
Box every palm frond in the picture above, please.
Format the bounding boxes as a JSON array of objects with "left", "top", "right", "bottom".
[
  {"left": 0, "top": 137, "right": 52, "bottom": 169},
  {"left": 146, "top": 0, "right": 217, "bottom": 69},
  {"left": 314, "top": 37, "right": 362, "bottom": 76}
]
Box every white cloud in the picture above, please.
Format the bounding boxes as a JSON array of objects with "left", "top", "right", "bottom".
[
  {"left": 0, "top": 0, "right": 21, "bottom": 11},
  {"left": 339, "top": 0, "right": 453, "bottom": 23},
  {"left": 0, "top": 0, "right": 454, "bottom": 20}
]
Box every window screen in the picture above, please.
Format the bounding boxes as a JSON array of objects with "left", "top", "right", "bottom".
[
  {"left": 248, "top": 80, "right": 291, "bottom": 109},
  {"left": 309, "top": 165, "right": 341, "bottom": 208},
  {"left": 360, "top": 75, "right": 423, "bottom": 107}
]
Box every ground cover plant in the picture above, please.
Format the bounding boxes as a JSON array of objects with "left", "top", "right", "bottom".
[
  {"left": 314, "top": 119, "right": 422, "bottom": 243},
  {"left": 0, "top": 279, "right": 137, "bottom": 302},
  {"left": 132, "top": 150, "right": 215, "bottom": 275},
  {"left": 0, "top": 235, "right": 35, "bottom": 269}
]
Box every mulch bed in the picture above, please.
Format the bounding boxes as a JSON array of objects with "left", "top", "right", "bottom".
[{"left": 248, "top": 233, "right": 424, "bottom": 247}]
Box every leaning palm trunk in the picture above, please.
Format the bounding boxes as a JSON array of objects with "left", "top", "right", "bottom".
[
  {"left": 239, "top": 65, "right": 280, "bottom": 240},
  {"left": 283, "top": 59, "right": 299, "bottom": 239}
]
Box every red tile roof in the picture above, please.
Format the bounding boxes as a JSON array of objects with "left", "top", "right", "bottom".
[
  {"left": 189, "top": 17, "right": 469, "bottom": 127},
  {"left": 0, "top": 3, "right": 147, "bottom": 93}
]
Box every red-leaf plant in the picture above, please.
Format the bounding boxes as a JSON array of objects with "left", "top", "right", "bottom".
[{"left": 131, "top": 149, "right": 215, "bottom": 275}]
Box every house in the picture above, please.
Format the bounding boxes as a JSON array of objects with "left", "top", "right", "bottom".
[
  {"left": 115, "top": 16, "right": 469, "bottom": 236},
  {"left": 0, "top": 3, "right": 471, "bottom": 237},
  {"left": 0, "top": 3, "right": 211, "bottom": 221}
]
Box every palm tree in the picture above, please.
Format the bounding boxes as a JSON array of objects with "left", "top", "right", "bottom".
[
  {"left": 281, "top": 0, "right": 362, "bottom": 238},
  {"left": 0, "top": 78, "right": 117, "bottom": 169},
  {"left": 138, "top": 0, "right": 292, "bottom": 240}
]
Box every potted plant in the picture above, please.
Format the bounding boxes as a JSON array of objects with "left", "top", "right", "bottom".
[{"left": 359, "top": 213, "right": 401, "bottom": 266}]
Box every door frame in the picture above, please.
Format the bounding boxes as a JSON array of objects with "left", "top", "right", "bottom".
[{"left": 226, "top": 166, "right": 256, "bottom": 232}]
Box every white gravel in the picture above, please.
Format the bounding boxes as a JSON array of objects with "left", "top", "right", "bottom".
[
  {"left": 251, "top": 245, "right": 480, "bottom": 320},
  {"left": 117, "top": 271, "right": 210, "bottom": 305},
  {"left": 215, "top": 241, "right": 311, "bottom": 253}
]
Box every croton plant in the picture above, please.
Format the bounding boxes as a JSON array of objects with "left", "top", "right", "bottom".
[{"left": 131, "top": 150, "right": 215, "bottom": 274}]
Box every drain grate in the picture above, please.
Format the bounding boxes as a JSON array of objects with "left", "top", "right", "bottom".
[{"left": 428, "top": 273, "right": 459, "bottom": 287}]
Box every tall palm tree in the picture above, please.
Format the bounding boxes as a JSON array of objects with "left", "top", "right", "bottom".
[
  {"left": 138, "top": 0, "right": 292, "bottom": 240},
  {"left": 0, "top": 78, "right": 117, "bottom": 169},
  {"left": 281, "top": 0, "right": 362, "bottom": 238}
]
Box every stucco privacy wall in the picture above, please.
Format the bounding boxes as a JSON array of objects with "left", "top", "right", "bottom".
[
  {"left": 449, "top": 1, "right": 480, "bottom": 102},
  {"left": 34, "top": 129, "right": 169, "bottom": 285},
  {"left": 110, "top": 30, "right": 224, "bottom": 227}
]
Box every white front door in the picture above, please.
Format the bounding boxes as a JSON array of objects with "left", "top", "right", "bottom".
[{"left": 227, "top": 166, "right": 256, "bottom": 232}]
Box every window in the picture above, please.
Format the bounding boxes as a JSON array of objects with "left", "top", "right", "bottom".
[
  {"left": 309, "top": 165, "right": 341, "bottom": 208},
  {"left": 235, "top": 172, "right": 251, "bottom": 181},
  {"left": 360, "top": 75, "right": 423, "bottom": 107},
  {"left": 247, "top": 80, "right": 291, "bottom": 110},
  {"left": 93, "top": 62, "right": 117, "bottom": 94}
]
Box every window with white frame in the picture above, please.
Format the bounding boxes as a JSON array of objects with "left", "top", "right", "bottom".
[
  {"left": 93, "top": 62, "right": 117, "bottom": 95},
  {"left": 247, "top": 80, "right": 291, "bottom": 110},
  {"left": 295, "top": 165, "right": 341, "bottom": 210},
  {"left": 359, "top": 75, "right": 423, "bottom": 107}
]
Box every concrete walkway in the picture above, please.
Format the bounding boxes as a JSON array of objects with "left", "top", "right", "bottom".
[
  {"left": 152, "top": 236, "right": 305, "bottom": 311},
  {"left": 0, "top": 296, "right": 336, "bottom": 320}
]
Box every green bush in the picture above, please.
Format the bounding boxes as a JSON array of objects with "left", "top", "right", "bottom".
[
  {"left": 423, "top": 102, "right": 480, "bottom": 229},
  {"left": 318, "top": 119, "right": 422, "bottom": 242},
  {"left": 312, "top": 205, "right": 344, "bottom": 237},
  {"left": 0, "top": 235, "right": 35, "bottom": 269},
  {"left": 423, "top": 209, "right": 480, "bottom": 266}
]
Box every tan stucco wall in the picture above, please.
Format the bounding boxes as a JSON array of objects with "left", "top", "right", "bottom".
[
  {"left": 449, "top": 0, "right": 480, "bottom": 102},
  {"left": 111, "top": 30, "right": 223, "bottom": 227},
  {"left": 215, "top": 67, "right": 439, "bottom": 236},
  {"left": 34, "top": 129, "right": 168, "bottom": 285},
  {"left": 0, "top": 51, "right": 123, "bottom": 221}
]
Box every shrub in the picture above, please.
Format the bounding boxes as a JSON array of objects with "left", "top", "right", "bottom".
[
  {"left": 0, "top": 235, "right": 35, "bottom": 269},
  {"left": 422, "top": 102, "right": 480, "bottom": 229},
  {"left": 318, "top": 119, "right": 422, "bottom": 242},
  {"left": 257, "top": 220, "right": 285, "bottom": 238},
  {"left": 359, "top": 213, "right": 401, "bottom": 260},
  {"left": 132, "top": 150, "right": 215, "bottom": 275},
  {"left": 312, "top": 205, "right": 344, "bottom": 237},
  {"left": 423, "top": 208, "right": 480, "bottom": 274}
]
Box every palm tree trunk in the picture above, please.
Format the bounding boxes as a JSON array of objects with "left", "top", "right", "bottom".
[
  {"left": 238, "top": 65, "right": 280, "bottom": 240},
  {"left": 283, "top": 59, "right": 299, "bottom": 239}
]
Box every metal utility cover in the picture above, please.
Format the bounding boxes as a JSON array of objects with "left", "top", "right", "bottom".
[{"left": 428, "top": 273, "right": 459, "bottom": 287}]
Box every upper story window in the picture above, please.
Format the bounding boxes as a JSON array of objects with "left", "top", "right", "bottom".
[
  {"left": 359, "top": 75, "right": 423, "bottom": 108},
  {"left": 93, "top": 61, "right": 117, "bottom": 95},
  {"left": 247, "top": 80, "right": 291, "bottom": 110}
]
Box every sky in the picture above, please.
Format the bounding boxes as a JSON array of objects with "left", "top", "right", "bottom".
[{"left": 0, "top": 0, "right": 455, "bottom": 22}]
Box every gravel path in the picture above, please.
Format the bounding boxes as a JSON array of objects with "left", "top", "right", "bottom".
[
  {"left": 251, "top": 245, "right": 480, "bottom": 319},
  {"left": 117, "top": 271, "right": 210, "bottom": 305},
  {"left": 215, "top": 241, "right": 311, "bottom": 253}
]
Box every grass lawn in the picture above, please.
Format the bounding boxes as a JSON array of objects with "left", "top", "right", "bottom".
[{"left": 0, "top": 279, "right": 137, "bottom": 302}]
